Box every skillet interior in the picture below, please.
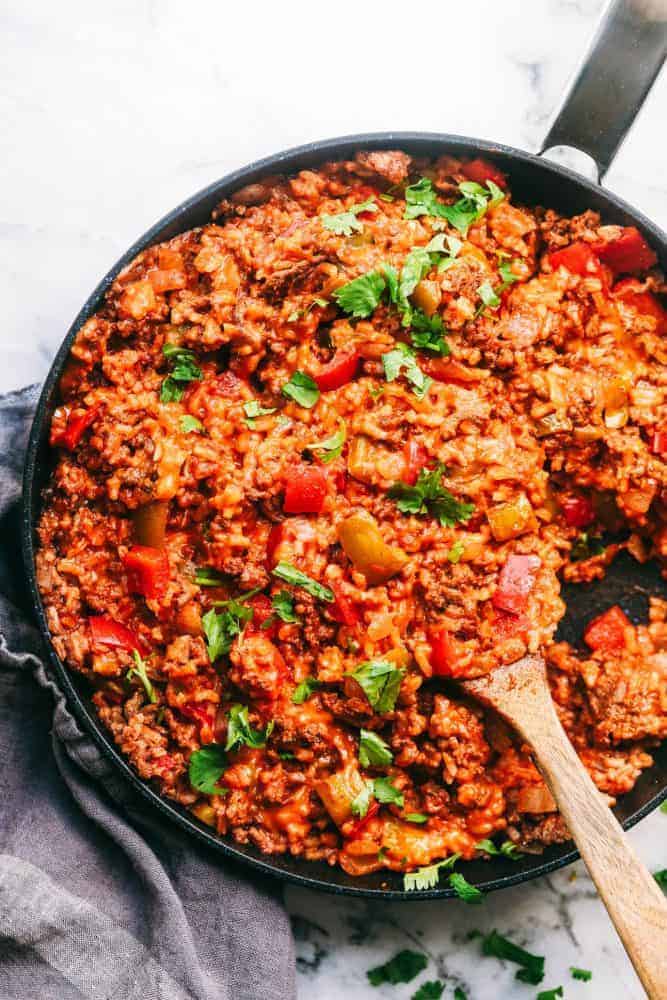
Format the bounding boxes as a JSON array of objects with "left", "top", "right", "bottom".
[{"left": 22, "top": 132, "right": 667, "bottom": 899}]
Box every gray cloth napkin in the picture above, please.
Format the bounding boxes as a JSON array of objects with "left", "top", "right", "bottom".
[{"left": 0, "top": 385, "right": 296, "bottom": 1000}]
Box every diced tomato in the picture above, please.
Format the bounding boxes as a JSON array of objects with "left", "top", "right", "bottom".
[
  {"left": 180, "top": 703, "right": 216, "bottom": 744},
  {"left": 265, "top": 524, "right": 284, "bottom": 569},
  {"left": 492, "top": 554, "right": 541, "bottom": 615},
  {"left": 283, "top": 465, "right": 328, "bottom": 514},
  {"left": 592, "top": 227, "right": 657, "bottom": 275},
  {"left": 649, "top": 428, "right": 667, "bottom": 456},
  {"left": 50, "top": 404, "right": 101, "bottom": 450},
  {"left": 493, "top": 610, "right": 529, "bottom": 642},
  {"left": 246, "top": 594, "right": 278, "bottom": 639},
  {"left": 549, "top": 242, "right": 604, "bottom": 279},
  {"left": 347, "top": 799, "right": 380, "bottom": 840},
  {"left": 427, "top": 626, "right": 469, "bottom": 677},
  {"left": 613, "top": 278, "right": 667, "bottom": 336},
  {"left": 560, "top": 495, "right": 595, "bottom": 529},
  {"left": 402, "top": 440, "right": 429, "bottom": 486},
  {"left": 123, "top": 545, "right": 170, "bottom": 600},
  {"left": 462, "top": 157, "right": 507, "bottom": 190},
  {"left": 89, "top": 616, "right": 143, "bottom": 653},
  {"left": 583, "top": 605, "right": 630, "bottom": 652},
  {"left": 313, "top": 350, "right": 360, "bottom": 392},
  {"left": 329, "top": 581, "right": 360, "bottom": 627}
]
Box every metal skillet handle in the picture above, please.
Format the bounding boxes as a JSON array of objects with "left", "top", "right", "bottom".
[{"left": 539, "top": 0, "right": 667, "bottom": 180}]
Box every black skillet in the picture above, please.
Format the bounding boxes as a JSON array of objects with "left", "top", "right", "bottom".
[{"left": 21, "top": 0, "right": 667, "bottom": 898}]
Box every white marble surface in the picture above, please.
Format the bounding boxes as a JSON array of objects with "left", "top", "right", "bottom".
[{"left": 3, "top": 1, "right": 666, "bottom": 997}]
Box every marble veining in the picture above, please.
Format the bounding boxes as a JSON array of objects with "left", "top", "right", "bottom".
[{"left": 2, "top": 1, "right": 666, "bottom": 996}]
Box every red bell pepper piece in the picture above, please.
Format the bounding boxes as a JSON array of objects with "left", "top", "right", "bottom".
[
  {"left": 265, "top": 524, "right": 284, "bottom": 569},
  {"left": 649, "top": 428, "right": 667, "bottom": 456},
  {"left": 613, "top": 278, "right": 667, "bottom": 336},
  {"left": 329, "top": 581, "right": 360, "bottom": 627},
  {"left": 347, "top": 799, "right": 380, "bottom": 840},
  {"left": 403, "top": 440, "right": 429, "bottom": 486},
  {"left": 89, "top": 615, "right": 143, "bottom": 653},
  {"left": 180, "top": 703, "right": 216, "bottom": 743},
  {"left": 549, "top": 242, "right": 603, "bottom": 278},
  {"left": 283, "top": 465, "right": 327, "bottom": 514},
  {"left": 560, "top": 495, "right": 595, "bottom": 529},
  {"left": 583, "top": 605, "right": 630, "bottom": 652},
  {"left": 123, "top": 545, "right": 170, "bottom": 600},
  {"left": 592, "top": 227, "right": 657, "bottom": 275},
  {"left": 462, "top": 157, "right": 507, "bottom": 190},
  {"left": 493, "top": 609, "right": 530, "bottom": 642},
  {"left": 313, "top": 350, "right": 360, "bottom": 392},
  {"left": 246, "top": 594, "right": 278, "bottom": 639},
  {"left": 427, "top": 625, "right": 468, "bottom": 677},
  {"left": 492, "top": 554, "right": 541, "bottom": 615},
  {"left": 50, "top": 403, "right": 100, "bottom": 450}
]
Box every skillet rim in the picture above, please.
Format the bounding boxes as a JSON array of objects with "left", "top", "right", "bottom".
[{"left": 21, "top": 130, "right": 667, "bottom": 900}]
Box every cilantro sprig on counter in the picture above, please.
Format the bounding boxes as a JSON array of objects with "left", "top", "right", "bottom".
[
  {"left": 367, "top": 950, "right": 428, "bottom": 987},
  {"left": 477, "top": 929, "right": 545, "bottom": 985}
]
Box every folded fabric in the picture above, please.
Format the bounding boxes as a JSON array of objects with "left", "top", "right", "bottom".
[{"left": 0, "top": 385, "right": 296, "bottom": 1000}]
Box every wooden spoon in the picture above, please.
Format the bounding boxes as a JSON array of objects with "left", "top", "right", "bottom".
[{"left": 463, "top": 654, "right": 667, "bottom": 999}]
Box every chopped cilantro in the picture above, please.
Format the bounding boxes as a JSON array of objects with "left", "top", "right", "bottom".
[
  {"left": 346, "top": 659, "right": 403, "bottom": 714},
  {"left": 180, "top": 414, "right": 204, "bottom": 434},
  {"left": 126, "top": 650, "right": 157, "bottom": 704},
  {"left": 404, "top": 854, "right": 460, "bottom": 892},
  {"left": 537, "top": 989, "right": 563, "bottom": 1000},
  {"left": 281, "top": 371, "right": 320, "bottom": 408},
  {"left": 307, "top": 418, "right": 346, "bottom": 463},
  {"left": 291, "top": 677, "right": 322, "bottom": 704},
  {"left": 404, "top": 177, "right": 504, "bottom": 234},
  {"left": 333, "top": 270, "right": 386, "bottom": 318},
  {"left": 202, "top": 604, "right": 252, "bottom": 661},
  {"left": 475, "top": 838, "right": 523, "bottom": 860},
  {"left": 321, "top": 198, "right": 377, "bottom": 236},
  {"left": 409, "top": 310, "right": 450, "bottom": 356},
  {"left": 243, "top": 399, "right": 277, "bottom": 427},
  {"left": 160, "top": 344, "right": 202, "bottom": 403},
  {"left": 188, "top": 744, "right": 228, "bottom": 795},
  {"left": 382, "top": 343, "right": 432, "bottom": 399},
  {"left": 367, "top": 950, "right": 428, "bottom": 986},
  {"left": 498, "top": 258, "right": 520, "bottom": 287},
  {"left": 654, "top": 869, "right": 667, "bottom": 888},
  {"left": 448, "top": 872, "right": 483, "bottom": 904},
  {"left": 225, "top": 704, "right": 274, "bottom": 752},
  {"left": 570, "top": 967, "right": 592, "bottom": 982},
  {"left": 195, "top": 567, "right": 226, "bottom": 587},
  {"left": 447, "top": 539, "right": 465, "bottom": 563},
  {"left": 358, "top": 728, "right": 393, "bottom": 767},
  {"left": 271, "top": 590, "right": 300, "bottom": 623},
  {"left": 373, "top": 776, "right": 404, "bottom": 807},
  {"left": 412, "top": 982, "right": 444, "bottom": 1000},
  {"left": 454, "top": 990, "right": 467, "bottom": 1000},
  {"left": 404, "top": 813, "right": 429, "bottom": 824},
  {"left": 272, "top": 561, "right": 334, "bottom": 602},
  {"left": 479, "top": 930, "right": 545, "bottom": 985},
  {"left": 351, "top": 780, "right": 374, "bottom": 818},
  {"left": 388, "top": 464, "right": 474, "bottom": 527}
]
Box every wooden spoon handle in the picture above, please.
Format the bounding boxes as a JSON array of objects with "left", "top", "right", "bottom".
[{"left": 505, "top": 675, "right": 667, "bottom": 998}]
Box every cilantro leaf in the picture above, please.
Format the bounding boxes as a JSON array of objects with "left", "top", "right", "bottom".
[
  {"left": 448, "top": 872, "right": 483, "bottom": 904},
  {"left": 398, "top": 247, "right": 433, "bottom": 309},
  {"left": 412, "top": 982, "right": 444, "bottom": 1000},
  {"left": 272, "top": 590, "right": 300, "bottom": 623},
  {"left": 409, "top": 310, "right": 450, "bottom": 356},
  {"left": 126, "top": 650, "right": 157, "bottom": 704},
  {"left": 404, "top": 177, "right": 447, "bottom": 220},
  {"left": 367, "top": 950, "right": 428, "bottom": 986},
  {"left": 479, "top": 930, "right": 545, "bottom": 985},
  {"left": 195, "top": 566, "right": 226, "bottom": 587},
  {"left": 281, "top": 371, "right": 320, "bottom": 408},
  {"left": 571, "top": 967, "right": 592, "bottom": 982},
  {"left": 454, "top": 990, "right": 467, "bottom": 1000},
  {"left": 346, "top": 659, "right": 403, "bottom": 714},
  {"left": 160, "top": 344, "right": 202, "bottom": 403},
  {"left": 334, "top": 271, "right": 386, "bottom": 318},
  {"left": 188, "top": 744, "right": 227, "bottom": 795},
  {"left": 404, "top": 812, "right": 429, "bottom": 824},
  {"left": 243, "top": 399, "right": 277, "bottom": 428},
  {"left": 180, "top": 414, "right": 204, "bottom": 434},
  {"left": 475, "top": 837, "right": 523, "bottom": 860},
  {"left": 358, "top": 728, "right": 393, "bottom": 767},
  {"left": 272, "top": 561, "right": 334, "bottom": 602},
  {"left": 225, "top": 704, "right": 274, "bottom": 751},
  {"left": 382, "top": 343, "right": 432, "bottom": 399},
  {"left": 477, "top": 280, "right": 501, "bottom": 313},
  {"left": 537, "top": 989, "right": 563, "bottom": 1000},
  {"left": 404, "top": 177, "right": 503, "bottom": 234},
  {"left": 321, "top": 198, "right": 377, "bottom": 236},
  {"left": 292, "top": 677, "right": 322, "bottom": 704},
  {"left": 498, "top": 258, "right": 520, "bottom": 287},
  {"left": 373, "top": 776, "right": 404, "bottom": 807},
  {"left": 447, "top": 539, "right": 465, "bottom": 563},
  {"left": 202, "top": 604, "right": 252, "bottom": 661},
  {"left": 307, "top": 419, "right": 346, "bottom": 464},
  {"left": 403, "top": 853, "right": 460, "bottom": 891},
  {"left": 351, "top": 780, "right": 374, "bottom": 818},
  {"left": 654, "top": 869, "right": 667, "bottom": 888},
  {"left": 388, "top": 464, "right": 474, "bottom": 527}
]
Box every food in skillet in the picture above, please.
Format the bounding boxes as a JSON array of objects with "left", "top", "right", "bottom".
[{"left": 36, "top": 150, "right": 667, "bottom": 881}]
